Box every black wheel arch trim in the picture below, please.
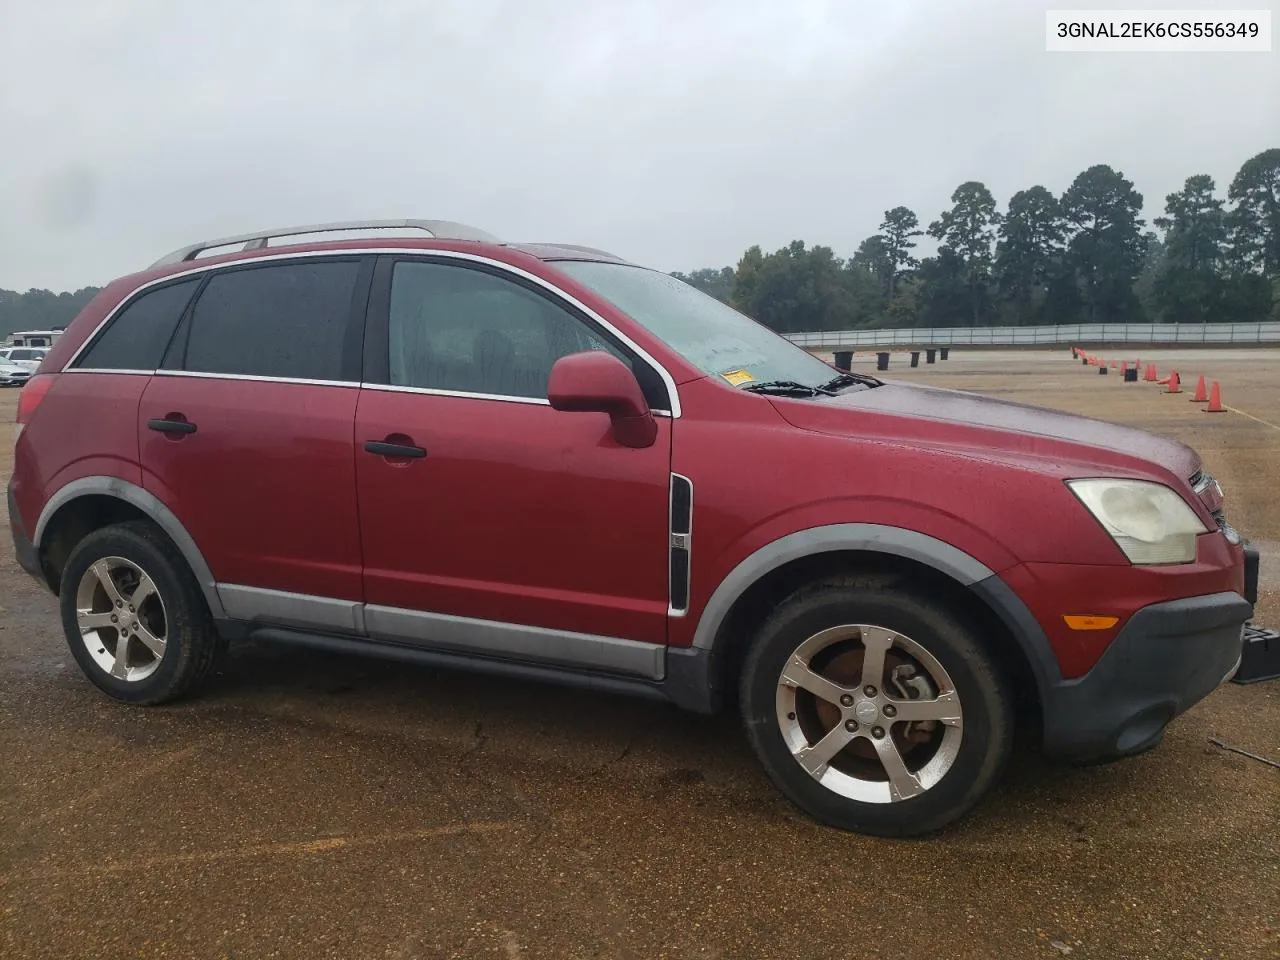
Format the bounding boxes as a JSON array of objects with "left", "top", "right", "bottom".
[
  {"left": 31, "top": 476, "right": 226, "bottom": 619},
  {"left": 678, "top": 523, "right": 1062, "bottom": 713}
]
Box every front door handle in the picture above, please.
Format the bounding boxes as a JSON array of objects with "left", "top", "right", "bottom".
[
  {"left": 148, "top": 417, "right": 197, "bottom": 435},
  {"left": 364, "top": 440, "right": 426, "bottom": 459}
]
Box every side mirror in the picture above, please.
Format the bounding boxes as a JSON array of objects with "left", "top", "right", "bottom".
[{"left": 547, "top": 351, "right": 658, "bottom": 449}]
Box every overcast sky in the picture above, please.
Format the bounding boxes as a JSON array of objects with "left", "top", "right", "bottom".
[{"left": 1, "top": 0, "right": 1276, "bottom": 291}]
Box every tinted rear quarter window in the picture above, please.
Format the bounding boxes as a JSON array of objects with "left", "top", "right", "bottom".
[
  {"left": 181, "top": 260, "right": 362, "bottom": 381},
  {"left": 74, "top": 279, "right": 199, "bottom": 371}
]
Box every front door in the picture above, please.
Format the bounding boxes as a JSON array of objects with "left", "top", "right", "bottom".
[{"left": 355, "top": 256, "right": 673, "bottom": 654}]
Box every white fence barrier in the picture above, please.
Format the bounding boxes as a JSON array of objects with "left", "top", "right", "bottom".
[{"left": 785, "top": 322, "right": 1280, "bottom": 349}]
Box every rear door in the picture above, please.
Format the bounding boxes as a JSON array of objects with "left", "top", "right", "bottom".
[
  {"left": 139, "top": 256, "right": 373, "bottom": 612},
  {"left": 354, "top": 255, "right": 674, "bottom": 651}
]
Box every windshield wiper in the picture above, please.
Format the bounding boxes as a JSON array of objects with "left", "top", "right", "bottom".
[
  {"left": 741, "top": 380, "right": 835, "bottom": 397},
  {"left": 817, "top": 371, "right": 882, "bottom": 392}
]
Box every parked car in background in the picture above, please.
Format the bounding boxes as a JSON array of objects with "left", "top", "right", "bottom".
[
  {"left": 0, "top": 355, "right": 33, "bottom": 387},
  {"left": 0, "top": 347, "right": 48, "bottom": 372},
  {"left": 8, "top": 219, "right": 1258, "bottom": 837}
]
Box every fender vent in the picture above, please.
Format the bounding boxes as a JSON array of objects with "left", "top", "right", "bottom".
[{"left": 669, "top": 474, "right": 693, "bottom": 614}]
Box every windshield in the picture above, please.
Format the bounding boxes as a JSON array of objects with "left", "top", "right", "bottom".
[{"left": 555, "top": 261, "right": 838, "bottom": 389}]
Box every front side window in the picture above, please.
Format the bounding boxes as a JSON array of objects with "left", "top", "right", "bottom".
[
  {"left": 75, "top": 279, "right": 199, "bottom": 371},
  {"left": 181, "top": 261, "right": 361, "bottom": 381},
  {"left": 555, "top": 261, "right": 839, "bottom": 390},
  {"left": 387, "top": 261, "right": 632, "bottom": 401}
]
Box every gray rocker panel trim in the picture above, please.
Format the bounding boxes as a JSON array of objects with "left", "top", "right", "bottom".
[
  {"left": 218, "top": 584, "right": 363, "bottom": 634},
  {"left": 691, "top": 523, "right": 997, "bottom": 650},
  {"left": 215, "top": 582, "right": 666, "bottom": 681},
  {"left": 33, "top": 476, "right": 225, "bottom": 619},
  {"left": 364, "top": 605, "right": 666, "bottom": 680}
]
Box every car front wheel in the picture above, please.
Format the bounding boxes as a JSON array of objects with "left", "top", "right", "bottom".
[{"left": 739, "top": 577, "right": 1014, "bottom": 837}]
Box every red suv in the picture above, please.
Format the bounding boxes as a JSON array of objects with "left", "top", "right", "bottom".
[{"left": 9, "top": 219, "right": 1259, "bottom": 836}]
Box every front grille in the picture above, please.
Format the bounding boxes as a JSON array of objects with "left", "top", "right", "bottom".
[{"left": 1191, "top": 468, "right": 1239, "bottom": 542}]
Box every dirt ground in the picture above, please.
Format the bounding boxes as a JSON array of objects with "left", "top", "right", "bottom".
[{"left": 1, "top": 350, "right": 1277, "bottom": 960}]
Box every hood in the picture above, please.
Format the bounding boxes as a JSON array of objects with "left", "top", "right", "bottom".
[{"left": 772, "top": 380, "right": 1200, "bottom": 482}]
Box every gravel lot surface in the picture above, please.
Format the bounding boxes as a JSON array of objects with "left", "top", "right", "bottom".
[{"left": 2, "top": 349, "right": 1276, "bottom": 959}]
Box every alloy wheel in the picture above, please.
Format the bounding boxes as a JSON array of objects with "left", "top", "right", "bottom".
[
  {"left": 75, "top": 556, "right": 168, "bottom": 682},
  {"left": 775, "top": 623, "right": 963, "bottom": 803}
]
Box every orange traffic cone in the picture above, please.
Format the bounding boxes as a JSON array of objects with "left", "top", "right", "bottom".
[
  {"left": 1165, "top": 370, "right": 1181, "bottom": 394},
  {"left": 1205, "top": 381, "right": 1225, "bottom": 413},
  {"left": 1191, "top": 375, "right": 1208, "bottom": 402},
  {"left": 1144, "top": 364, "right": 1157, "bottom": 382}
]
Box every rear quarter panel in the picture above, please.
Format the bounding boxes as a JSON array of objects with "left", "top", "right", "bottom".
[{"left": 12, "top": 372, "right": 148, "bottom": 532}]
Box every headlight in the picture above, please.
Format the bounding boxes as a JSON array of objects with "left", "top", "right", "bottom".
[{"left": 1067, "top": 479, "right": 1208, "bottom": 565}]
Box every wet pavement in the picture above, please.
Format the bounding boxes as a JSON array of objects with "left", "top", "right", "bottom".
[{"left": 2, "top": 351, "right": 1277, "bottom": 959}]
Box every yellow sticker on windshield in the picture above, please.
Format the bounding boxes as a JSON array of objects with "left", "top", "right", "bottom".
[{"left": 721, "top": 369, "right": 755, "bottom": 386}]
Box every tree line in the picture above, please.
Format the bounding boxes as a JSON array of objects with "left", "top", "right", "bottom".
[
  {"left": 0, "top": 287, "right": 100, "bottom": 339},
  {"left": 674, "top": 148, "right": 1279, "bottom": 332},
  {"left": 4, "top": 148, "right": 1276, "bottom": 339}
]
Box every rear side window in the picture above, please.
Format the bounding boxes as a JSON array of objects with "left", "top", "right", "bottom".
[
  {"left": 75, "top": 279, "right": 199, "bottom": 370},
  {"left": 181, "top": 261, "right": 361, "bottom": 381}
]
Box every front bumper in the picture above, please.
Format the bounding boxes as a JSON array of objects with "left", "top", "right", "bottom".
[
  {"left": 0, "top": 372, "right": 30, "bottom": 387},
  {"left": 7, "top": 483, "right": 43, "bottom": 581},
  {"left": 1243, "top": 540, "right": 1259, "bottom": 605},
  {"left": 1040, "top": 590, "right": 1253, "bottom": 761}
]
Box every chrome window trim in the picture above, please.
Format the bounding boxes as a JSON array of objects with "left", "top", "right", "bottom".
[
  {"left": 60, "top": 367, "right": 674, "bottom": 416},
  {"left": 360, "top": 381, "right": 674, "bottom": 416},
  {"left": 61, "top": 368, "right": 155, "bottom": 377},
  {"left": 361, "top": 382, "right": 551, "bottom": 406},
  {"left": 153, "top": 369, "right": 360, "bottom": 389},
  {"left": 63, "top": 246, "right": 682, "bottom": 417}
]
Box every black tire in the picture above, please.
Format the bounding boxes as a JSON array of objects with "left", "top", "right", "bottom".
[
  {"left": 59, "top": 520, "right": 221, "bottom": 705},
  {"left": 739, "top": 576, "right": 1014, "bottom": 837}
]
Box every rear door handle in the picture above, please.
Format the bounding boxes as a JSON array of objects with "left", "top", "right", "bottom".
[
  {"left": 364, "top": 440, "right": 426, "bottom": 459},
  {"left": 148, "top": 418, "right": 197, "bottom": 435}
]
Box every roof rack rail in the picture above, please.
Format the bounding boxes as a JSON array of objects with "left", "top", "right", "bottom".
[
  {"left": 151, "top": 219, "right": 499, "bottom": 267},
  {"left": 541, "top": 243, "right": 622, "bottom": 258}
]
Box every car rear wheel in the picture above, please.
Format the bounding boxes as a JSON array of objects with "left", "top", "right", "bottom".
[
  {"left": 59, "top": 521, "right": 221, "bottom": 704},
  {"left": 739, "top": 576, "right": 1014, "bottom": 837}
]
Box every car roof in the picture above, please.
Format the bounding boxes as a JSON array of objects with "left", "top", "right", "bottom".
[
  {"left": 120, "top": 236, "right": 644, "bottom": 294},
  {"left": 147, "top": 220, "right": 634, "bottom": 272}
]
